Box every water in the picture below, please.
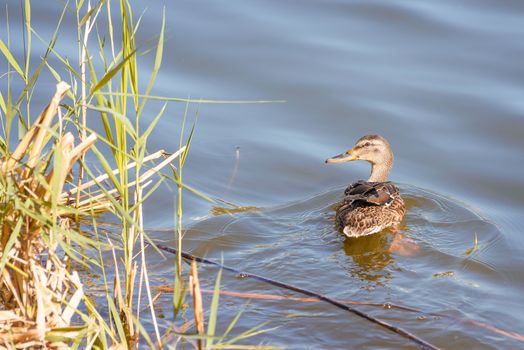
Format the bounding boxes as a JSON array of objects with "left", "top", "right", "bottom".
[{"left": 3, "top": 0, "right": 524, "bottom": 348}]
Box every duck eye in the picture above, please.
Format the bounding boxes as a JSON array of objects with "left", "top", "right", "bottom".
[{"left": 364, "top": 142, "right": 371, "bottom": 147}]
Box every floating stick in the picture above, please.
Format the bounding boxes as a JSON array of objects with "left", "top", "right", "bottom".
[{"left": 156, "top": 244, "right": 439, "bottom": 350}]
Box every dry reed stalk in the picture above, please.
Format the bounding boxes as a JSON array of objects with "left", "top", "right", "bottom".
[
  {"left": 0, "top": 82, "right": 101, "bottom": 348},
  {"left": 1, "top": 82, "right": 70, "bottom": 174},
  {"left": 1, "top": 79, "right": 183, "bottom": 348},
  {"left": 60, "top": 147, "right": 185, "bottom": 211},
  {"left": 190, "top": 260, "right": 205, "bottom": 350},
  {"left": 134, "top": 182, "right": 163, "bottom": 348},
  {"left": 77, "top": 0, "right": 102, "bottom": 187},
  {"left": 62, "top": 149, "right": 167, "bottom": 199}
]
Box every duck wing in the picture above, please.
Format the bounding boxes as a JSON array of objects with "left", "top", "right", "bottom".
[
  {"left": 343, "top": 180, "right": 398, "bottom": 206},
  {"left": 336, "top": 181, "right": 405, "bottom": 237}
]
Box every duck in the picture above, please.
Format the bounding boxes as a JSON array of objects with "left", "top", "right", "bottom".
[{"left": 326, "top": 134, "right": 405, "bottom": 238}]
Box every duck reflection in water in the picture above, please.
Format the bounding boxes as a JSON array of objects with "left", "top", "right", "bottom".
[{"left": 341, "top": 230, "right": 398, "bottom": 284}]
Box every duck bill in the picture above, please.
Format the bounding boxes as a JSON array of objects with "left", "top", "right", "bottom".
[{"left": 325, "top": 150, "right": 357, "bottom": 164}]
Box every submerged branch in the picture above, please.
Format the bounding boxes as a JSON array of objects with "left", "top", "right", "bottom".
[
  {"left": 155, "top": 246, "right": 524, "bottom": 345},
  {"left": 155, "top": 244, "right": 440, "bottom": 350},
  {"left": 192, "top": 289, "right": 523, "bottom": 344}
]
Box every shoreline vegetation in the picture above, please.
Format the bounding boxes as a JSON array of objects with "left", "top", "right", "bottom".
[
  {"left": 2, "top": 1, "right": 522, "bottom": 350},
  {"left": 0, "top": 1, "right": 274, "bottom": 349}
]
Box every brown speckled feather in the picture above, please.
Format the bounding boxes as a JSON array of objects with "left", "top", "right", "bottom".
[{"left": 336, "top": 180, "right": 405, "bottom": 237}]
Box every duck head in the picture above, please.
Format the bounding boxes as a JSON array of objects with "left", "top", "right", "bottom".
[{"left": 326, "top": 134, "right": 394, "bottom": 182}]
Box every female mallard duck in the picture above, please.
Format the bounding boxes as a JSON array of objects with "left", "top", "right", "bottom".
[{"left": 326, "top": 134, "right": 405, "bottom": 238}]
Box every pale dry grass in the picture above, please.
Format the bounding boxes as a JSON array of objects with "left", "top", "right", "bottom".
[
  {"left": 0, "top": 82, "right": 184, "bottom": 349},
  {"left": 0, "top": 82, "right": 94, "bottom": 348}
]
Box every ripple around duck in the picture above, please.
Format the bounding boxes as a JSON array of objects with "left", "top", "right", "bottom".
[
  {"left": 190, "top": 185, "right": 504, "bottom": 271},
  {"left": 176, "top": 183, "right": 523, "bottom": 348},
  {"left": 401, "top": 185, "right": 506, "bottom": 276}
]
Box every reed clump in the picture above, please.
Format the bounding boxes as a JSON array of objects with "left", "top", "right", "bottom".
[
  {"left": 0, "top": 82, "right": 97, "bottom": 348},
  {"left": 0, "top": 80, "right": 184, "bottom": 348},
  {"left": 0, "top": 1, "right": 274, "bottom": 349}
]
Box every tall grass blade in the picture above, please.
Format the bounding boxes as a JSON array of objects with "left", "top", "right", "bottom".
[
  {"left": 0, "top": 217, "right": 23, "bottom": 272},
  {"left": 0, "top": 39, "right": 25, "bottom": 79},
  {"left": 206, "top": 268, "right": 222, "bottom": 350},
  {"left": 221, "top": 305, "right": 248, "bottom": 340},
  {"left": 0, "top": 91, "right": 6, "bottom": 115},
  {"left": 79, "top": 0, "right": 107, "bottom": 27},
  {"left": 224, "top": 322, "right": 274, "bottom": 345},
  {"left": 181, "top": 119, "right": 197, "bottom": 167},
  {"left": 107, "top": 296, "right": 127, "bottom": 344},
  {"left": 23, "top": 0, "right": 31, "bottom": 79},
  {"left": 137, "top": 103, "right": 166, "bottom": 159},
  {"left": 90, "top": 50, "right": 136, "bottom": 95},
  {"left": 87, "top": 104, "right": 136, "bottom": 138},
  {"left": 99, "top": 92, "right": 286, "bottom": 104},
  {"left": 136, "top": 7, "right": 165, "bottom": 117}
]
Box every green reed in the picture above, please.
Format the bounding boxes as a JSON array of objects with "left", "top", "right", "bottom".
[{"left": 0, "top": 0, "right": 276, "bottom": 348}]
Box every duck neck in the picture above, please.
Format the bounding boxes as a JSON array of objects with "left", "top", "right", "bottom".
[{"left": 367, "top": 160, "right": 392, "bottom": 182}]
